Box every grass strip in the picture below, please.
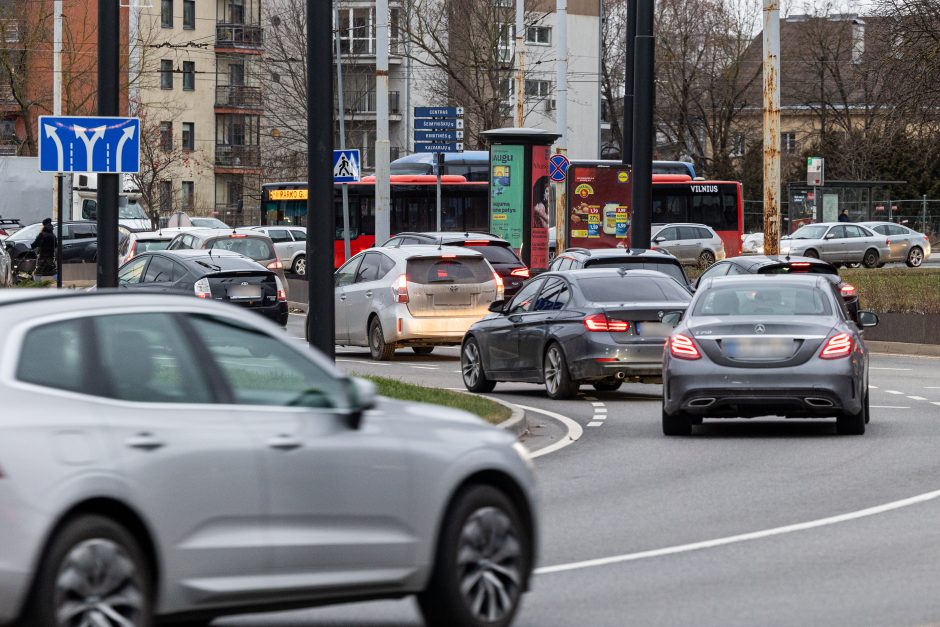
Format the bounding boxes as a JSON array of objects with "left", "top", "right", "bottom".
[
  {"left": 839, "top": 267, "right": 940, "bottom": 314},
  {"left": 358, "top": 374, "right": 512, "bottom": 425}
]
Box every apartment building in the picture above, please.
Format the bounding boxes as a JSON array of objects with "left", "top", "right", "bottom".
[{"left": 136, "top": 0, "right": 263, "bottom": 225}]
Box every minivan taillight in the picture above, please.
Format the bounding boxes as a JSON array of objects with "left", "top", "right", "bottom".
[
  {"left": 493, "top": 272, "right": 504, "bottom": 299},
  {"left": 275, "top": 276, "right": 287, "bottom": 301},
  {"left": 393, "top": 274, "right": 409, "bottom": 303},
  {"left": 267, "top": 260, "right": 284, "bottom": 270},
  {"left": 510, "top": 267, "right": 530, "bottom": 278},
  {"left": 819, "top": 333, "right": 852, "bottom": 359},
  {"left": 840, "top": 283, "right": 857, "bottom": 299},
  {"left": 584, "top": 313, "right": 629, "bottom": 332},
  {"left": 669, "top": 333, "right": 701, "bottom": 360},
  {"left": 194, "top": 277, "right": 211, "bottom": 299}
]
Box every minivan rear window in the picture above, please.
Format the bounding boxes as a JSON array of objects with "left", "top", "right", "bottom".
[
  {"left": 208, "top": 237, "right": 275, "bottom": 261},
  {"left": 407, "top": 257, "right": 492, "bottom": 285},
  {"left": 583, "top": 259, "right": 686, "bottom": 283},
  {"left": 578, "top": 276, "right": 691, "bottom": 303}
]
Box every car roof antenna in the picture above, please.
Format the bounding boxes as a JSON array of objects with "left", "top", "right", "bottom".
[{"left": 438, "top": 236, "right": 443, "bottom": 251}]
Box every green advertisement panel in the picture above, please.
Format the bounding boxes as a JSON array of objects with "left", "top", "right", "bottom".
[{"left": 489, "top": 144, "right": 526, "bottom": 249}]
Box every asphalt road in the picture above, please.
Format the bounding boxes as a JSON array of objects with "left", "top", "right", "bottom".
[{"left": 224, "top": 320, "right": 940, "bottom": 626}]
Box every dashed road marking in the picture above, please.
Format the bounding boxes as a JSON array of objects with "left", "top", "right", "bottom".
[
  {"left": 337, "top": 358, "right": 389, "bottom": 367},
  {"left": 412, "top": 365, "right": 438, "bottom": 370},
  {"left": 885, "top": 390, "right": 905, "bottom": 395},
  {"left": 869, "top": 385, "right": 878, "bottom": 389},
  {"left": 872, "top": 405, "right": 910, "bottom": 409},
  {"left": 908, "top": 396, "right": 927, "bottom": 401},
  {"left": 591, "top": 402, "right": 605, "bottom": 407},
  {"left": 587, "top": 421, "right": 605, "bottom": 427},
  {"left": 595, "top": 407, "right": 608, "bottom": 414},
  {"left": 871, "top": 367, "right": 913, "bottom": 371},
  {"left": 583, "top": 396, "right": 598, "bottom": 401},
  {"left": 932, "top": 402, "right": 940, "bottom": 407}
]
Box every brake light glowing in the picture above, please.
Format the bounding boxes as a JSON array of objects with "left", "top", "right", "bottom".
[
  {"left": 229, "top": 234, "right": 248, "bottom": 238},
  {"left": 267, "top": 260, "right": 284, "bottom": 270},
  {"left": 393, "top": 274, "right": 409, "bottom": 303},
  {"left": 493, "top": 272, "right": 504, "bottom": 299},
  {"left": 441, "top": 254, "right": 457, "bottom": 258},
  {"left": 790, "top": 262, "right": 811, "bottom": 267},
  {"left": 584, "top": 313, "right": 630, "bottom": 332},
  {"left": 194, "top": 277, "right": 212, "bottom": 299},
  {"left": 464, "top": 240, "right": 489, "bottom": 246},
  {"left": 820, "top": 333, "right": 852, "bottom": 359},
  {"left": 840, "top": 283, "right": 857, "bottom": 299},
  {"left": 510, "top": 267, "right": 530, "bottom": 278},
  {"left": 669, "top": 334, "right": 701, "bottom": 360},
  {"left": 275, "top": 276, "right": 287, "bottom": 301}
]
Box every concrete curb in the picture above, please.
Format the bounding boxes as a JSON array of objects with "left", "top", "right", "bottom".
[
  {"left": 867, "top": 340, "right": 940, "bottom": 358},
  {"left": 492, "top": 396, "right": 528, "bottom": 438}
]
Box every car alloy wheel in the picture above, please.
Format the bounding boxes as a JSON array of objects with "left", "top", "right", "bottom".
[
  {"left": 293, "top": 255, "right": 306, "bottom": 276},
  {"left": 543, "top": 343, "right": 578, "bottom": 399},
  {"left": 907, "top": 247, "right": 923, "bottom": 268},
  {"left": 55, "top": 538, "right": 146, "bottom": 626},
  {"left": 461, "top": 339, "right": 496, "bottom": 393},
  {"left": 698, "top": 250, "right": 716, "bottom": 268},
  {"left": 369, "top": 318, "right": 395, "bottom": 361},
  {"left": 456, "top": 506, "right": 523, "bottom": 623},
  {"left": 862, "top": 249, "right": 880, "bottom": 269},
  {"left": 803, "top": 249, "right": 819, "bottom": 259}
]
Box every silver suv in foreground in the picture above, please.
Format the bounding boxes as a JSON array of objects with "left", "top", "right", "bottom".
[
  {"left": 0, "top": 291, "right": 536, "bottom": 627},
  {"left": 335, "top": 245, "right": 503, "bottom": 360}
]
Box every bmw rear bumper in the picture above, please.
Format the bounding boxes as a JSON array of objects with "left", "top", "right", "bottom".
[{"left": 566, "top": 335, "right": 667, "bottom": 382}]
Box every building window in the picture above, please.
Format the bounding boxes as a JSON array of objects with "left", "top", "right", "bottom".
[
  {"left": 160, "top": 60, "right": 173, "bottom": 89},
  {"left": 526, "top": 26, "right": 551, "bottom": 45},
  {"left": 182, "top": 122, "right": 194, "bottom": 151},
  {"left": 525, "top": 79, "right": 553, "bottom": 98},
  {"left": 494, "top": 0, "right": 512, "bottom": 7},
  {"left": 160, "top": 122, "right": 173, "bottom": 151},
  {"left": 182, "top": 61, "right": 195, "bottom": 91},
  {"left": 183, "top": 0, "right": 195, "bottom": 29},
  {"left": 782, "top": 132, "right": 797, "bottom": 154},
  {"left": 497, "top": 24, "right": 514, "bottom": 63},
  {"left": 161, "top": 0, "right": 173, "bottom": 28},
  {"left": 159, "top": 180, "right": 173, "bottom": 213},
  {"left": 181, "top": 181, "right": 194, "bottom": 210},
  {"left": 229, "top": 62, "right": 245, "bottom": 86}
]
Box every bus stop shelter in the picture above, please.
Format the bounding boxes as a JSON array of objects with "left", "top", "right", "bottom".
[{"left": 786, "top": 180, "right": 906, "bottom": 232}]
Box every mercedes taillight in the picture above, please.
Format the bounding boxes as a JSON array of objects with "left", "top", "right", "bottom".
[
  {"left": 819, "top": 333, "right": 852, "bottom": 359},
  {"left": 669, "top": 333, "right": 701, "bottom": 360}
]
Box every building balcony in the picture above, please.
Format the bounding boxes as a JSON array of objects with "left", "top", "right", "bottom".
[
  {"left": 338, "top": 91, "right": 402, "bottom": 120},
  {"left": 215, "top": 85, "right": 263, "bottom": 110},
  {"left": 216, "top": 23, "right": 263, "bottom": 50},
  {"left": 215, "top": 144, "right": 261, "bottom": 169}
]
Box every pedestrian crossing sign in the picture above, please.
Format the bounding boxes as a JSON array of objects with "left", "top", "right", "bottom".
[{"left": 333, "top": 149, "right": 361, "bottom": 183}]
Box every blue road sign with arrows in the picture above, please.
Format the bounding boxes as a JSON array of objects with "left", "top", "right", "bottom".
[
  {"left": 414, "top": 106, "right": 464, "bottom": 118},
  {"left": 415, "top": 130, "right": 464, "bottom": 142},
  {"left": 415, "top": 142, "right": 464, "bottom": 154},
  {"left": 38, "top": 116, "right": 140, "bottom": 174},
  {"left": 415, "top": 118, "right": 464, "bottom": 131}
]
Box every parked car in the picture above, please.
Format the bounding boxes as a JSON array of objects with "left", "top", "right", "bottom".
[
  {"left": 165, "top": 228, "right": 287, "bottom": 290},
  {"left": 693, "top": 255, "right": 861, "bottom": 323},
  {"left": 118, "top": 230, "right": 176, "bottom": 266},
  {"left": 336, "top": 245, "right": 502, "bottom": 360},
  {"left": 859, "top": 221, "right": 932, "bottom": 267},
  {"left": 741, "top": 232, "right": 764, "bottom": 255},
  {"left": 651, "top": 223, "right": 726, "bottom": 267},
  {"left": 382, "top": 232, "right": 529, "bottom": 296},
  {"left": 780, "top": 222, "right": 890, "bottom": 268},
  {"left": 190, "top": 216, "right": 231, "bottom": 229},
  {"left": 661, "top": 275, "right": 878, "bottom": 435},
  {"left": 0, "top": 291, "right": 535, "bottom": 627},
  {"left": 117, "top": 250, "right": 289, "bottom": 325},
  {"left": 461, "top": 268, "right": 692, "bottom": 399},
  {"left": 3, "top": 220, "right": 98, "bottom": 275},
  {"left": 246, "top": 225, "right": 308, "bottom": 275},
  {"left": 0, "top": 217, "right": 22, "bottom": 237},
  {"left": 548, "top": 247, "right": 690, "bottom": 287}
]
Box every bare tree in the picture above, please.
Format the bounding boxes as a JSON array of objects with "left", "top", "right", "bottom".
[{"left": 599, "top": 0, "right": 626, "bottom": 157}]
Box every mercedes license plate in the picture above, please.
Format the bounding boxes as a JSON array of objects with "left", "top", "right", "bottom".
[
  {"left": 723, "top": 337, "right": 794, "bottom": 359},
  {"left": 228, "top": 284, "right": 262, "bottom": 300}
]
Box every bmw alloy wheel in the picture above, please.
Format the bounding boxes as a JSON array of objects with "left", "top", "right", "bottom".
[
  {"left": 544, "top": 346, "right": 563, "bottom": 396},
  {"left": 55, "top": 538, "right": 146, "bottom": 626},
  {"left": 456, "top": 506, "right": 523, "bottom": 623},
  {"left": 462, "top": 342, "right": 482, "bottom": 388}
]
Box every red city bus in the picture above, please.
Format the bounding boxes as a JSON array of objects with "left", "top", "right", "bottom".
[{"left": 261, "top": 175, "right": 489, "bottom": 267}]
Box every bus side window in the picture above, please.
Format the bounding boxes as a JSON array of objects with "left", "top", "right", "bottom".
[{"left": 721, "top": 189, "right": 739, "bottom": 230}]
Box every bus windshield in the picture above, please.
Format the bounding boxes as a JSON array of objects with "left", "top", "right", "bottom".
[{"left": 118, "top": 199, "right": 148, "bottom": 220}]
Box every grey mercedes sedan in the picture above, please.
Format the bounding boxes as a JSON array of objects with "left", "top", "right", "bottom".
[
  {"left": 662, "top": 275, "right": 879, "bottom": 436},
  {"left": 0, "top": 291, "right": 536, "bottom": 627}
]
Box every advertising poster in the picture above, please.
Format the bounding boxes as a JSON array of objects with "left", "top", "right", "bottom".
[
  {"left": 489, "top": 145, "right": 525, "bottom": 249},
  {"left": 530, "top": 145, "right": 551, "bottom": 269},
  {"left": 567, "top": 165, "right": 632, "bottom": 249}
]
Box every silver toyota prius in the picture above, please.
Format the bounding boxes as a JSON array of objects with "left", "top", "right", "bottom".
[
  {"left": 661, "top": 275, "right": 879, "bottom": 436},
  {"left": 0, "top": 291, "right": 536, "bottom": 627}
]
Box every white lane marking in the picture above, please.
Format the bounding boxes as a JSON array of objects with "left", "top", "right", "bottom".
[
  {"left": 516, "top": 405, "right": 584, "bottom": 459},
  {"left": 337, "top": 358, "right": 389, "bottom": 367},
  {"left": 872, "top": 405, "right": 910, "bottom": 409},
  {"left": 583, "top": 396, "right": 598, "bottom": 401},
  {"left": 594, "top": 407, "right": 608, "bottom": 414},
  {"left": 535, "top": 487, "right": 940, "bottom": 575},
  {"left": 932, "top": 402, "right": 940, "bottom": 407},
  {"left": 884, "top": 390, "right": 905, "bottom": 395},
  {"left": 869, "top": 385, "right": 878, "bottom": 389},
  {"left": 927, "top": 387, "right": 940, "bottom": 390},
  {"left": 587, "top": 421, "right": 604, "bottom": 427},
  {"left": 591, "top": 402, "right": 605, "bottom": 407},
  {"left": 908, "top": 396, "right": 927, "bottom": 401},
  {"left": 412, "top": 365, "right": 438, "bottom": 370},
  {"left": 871, "top": 367, "right": 913, "bottom": 371}
]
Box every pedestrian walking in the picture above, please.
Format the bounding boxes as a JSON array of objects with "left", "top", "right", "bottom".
[
  {"left": 838, "top": 209, "right": 850, "bottom": 223},
  {"left": 31, "top": 218, "right": 57, "bottom": 283}
]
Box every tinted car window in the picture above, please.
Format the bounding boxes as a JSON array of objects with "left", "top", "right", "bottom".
[
  {"left": 693, "top": 286, "right": 832, "bottom": 316},
  {"left": 378, "top": 254, "right": 396, "bottom": 277},
  {"left": 678, "top": 226, "right": 701, "bottom": 240},
  {"left": 872, "top": 225, "right": 889, "bottom": 235},
  {"left": 209, "top": 237, "right": 275, "bottom": 261},
  {"left": 118, "top": 257, "right": 148, "bottom": 284},
  {"left": 189, "top": 315, "right": 347, "bottom": 408},
  {"left": 290, "top": 229, "right": 307, "bottom": 241},
  {"left": 828, "top": 226, "right": 847, "bottom": 239},
  {"left": 95, "top": 314, "right": 213, "bottom": 404},
  {"left": 17, "top": 318, "right": 87, "bottom": 394},
  {"left": 757, "top": 264, "right": 837, "bottom": 276},
  {"left": 791, "top": 225, "right": 829, "bottom": 240},
  {"left": 473, "top": 245, "right": 522, "bottom": 264},
  {"left": 267, "top": 229, "right": 293, "bottom": 243},
  {"left": 890, "top": 225, "right": 910, "bottom": 236},
  {"left": 533, "top": 278, "right": 569, "bottom": 311},
  {"left": 384, "top": 237, "right": 402, "bottom": 247},
  {"left": 137, "top": 240, "right": 172, "bottom": 254},
  {"left": 69, "top": 224, "right": 96, "bottom": 240},
  {"left": 584, "top": 259, "right": 686, "bottom": 283},
  {"left": 697, "top": 262, "right": 730, "bottom": 281},
  {"left": 406, "top": 257, "right": 492, "bottom": 284},
  {"left": 578, "top": 276, "right": 690, "bottom": 303},
  {"left": 507, "top": 278, "right": 545, "bottom": 314},
  {"left": 143, "top": 256, "right": 181, "bottom": 282},
  {"left": 656, "top": 227, "right": 678, "bottom": 241},
  {"left": 355, "top": 253, "right": 382, "bottom": 283},
  {"left": 335, "top": 256, "right": 361, "bottom": 287},
  {"left": 845, "top": 225, "right": 867, "bottom": 238}
]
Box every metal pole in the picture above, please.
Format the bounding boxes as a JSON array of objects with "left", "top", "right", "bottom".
[
  {"left": 334, "top": 5, "right": 351, "bottom": 261},
  {"left": 630, "top": 0, "right": 654, "bottom": 249},
  {"left": 436, "top": 153, "right": 442, "bottom": 230},
  {"left": 96, "top": 0, "right": 119, "bottom": 288},
  {"left": 53, "top": 0, "right": 62, "bottom": 226},
  {"left": 306, "top": 0, "right": 334, "bottom": 358},
  {"left": 923, "top": 194, "right": 928, "bottom": 232},
  {"left": 56, "top": 174, "right": 63, "bottom": 288},
  {"left": 597, "top": 0, "right": 603, "bottom": 157},
  {"left": 621, "top": 0, "right": 637, "bottom": 164},
  {"left": 375, "top": 0, "right": 391, "bottom": 243},
  {"left": 515, "top": 0, "right": 525, "bottom": 127},
  {"left": 556, "top": 0, "right": 567, "bottom": 148},
  {"left": 762, "top": 0, "right": 781, "bottom": 255}
]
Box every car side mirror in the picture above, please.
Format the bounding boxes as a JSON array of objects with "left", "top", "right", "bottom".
[
  {"left": 661, "top": 311, "right": 683, "bottom": 327},
  {"left": 857, "top": 310, "right": 879, "bottom": 328},
  {"left": 653, "top": 236, "right": 665, "bottom": 244},
  {"left": 824, "top": 233, "right": 835, "bottom": 240},
  {"left": 347, "top": 377, "right": 377, "bottom": 430},
  {"left": 489, "top": 299, "right": 507, "bottom": 313}
]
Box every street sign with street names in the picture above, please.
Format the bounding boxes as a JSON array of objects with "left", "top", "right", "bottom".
[
  {"left": 415, "top": 130, "right": 464, "bottom": 142},
  {"left": 415, "top": 142, "right": 465, "bottom": 154},
  {"left": 333, "top": 149, "right": 361, "bottom": 183},
  {"left": 38, "top": 115, "right": 140, "bottom": 174},
  {"left": 415, "top": 118, "right": 464, "bottom": 131},
  {"left": 414, "top": 106, "right": 464, "bottom": 118}
]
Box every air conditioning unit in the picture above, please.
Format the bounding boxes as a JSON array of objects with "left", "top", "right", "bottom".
[{"left": 545, "top": 98, "right": 556, "bottom": 112}]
